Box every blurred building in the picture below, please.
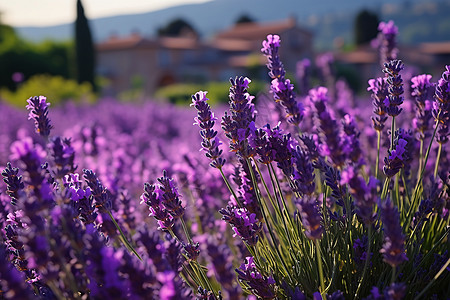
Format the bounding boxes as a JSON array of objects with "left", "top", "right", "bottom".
[{"left": 96, "top": 17, "right": 313, "bottom": 96}]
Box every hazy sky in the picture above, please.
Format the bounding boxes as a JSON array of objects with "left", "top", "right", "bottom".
[{"left": 0, "top": 0, "right": 211, "bottom": 27}]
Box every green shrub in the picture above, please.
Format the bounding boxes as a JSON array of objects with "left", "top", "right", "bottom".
[
  {"left": 1, "top": 74, "right": 95, "bottom": 106},
  {"left": 155, "top": 80, "right": 267, "bottom": 105}
]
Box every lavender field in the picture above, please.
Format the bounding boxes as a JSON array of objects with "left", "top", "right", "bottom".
[{"left": 0, "top": 21, "right": 449, "bottom": 299}]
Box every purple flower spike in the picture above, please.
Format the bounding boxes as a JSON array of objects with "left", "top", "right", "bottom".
[
  {"left": 82, "top": 169, "right": 112, "bottom": 213},
  {"left": 433, "top": 65, "right": 450, "bottom": 145},
  {"left": 379, "top": 197, "right": 408, "bottom": 267},
  {"left": 219, "top": 205, "right": 262, "bottom": 246},
  {"left": 191, "top": 91, "right": 226, "bottom": 169},
  {"left": 157, "top": 170, "right": 184, "bottom": 219},
  {"left": 383, "top": 60, "right": 404, "bottom": 117},
  {"left": 383, "top": 129, "right": 409, "bottom": 178},
  {"left": 141, "top": 182, "right": 174, "bottom": 231},
  {"left": 261, "top": 34, "right": 304, "bottom": 127},
  {"left": 26, "top": 95, "right": 53, "bottom": 138},
  {"left": 369, "top": 77, "right": 389, "bottom": 131},
  {"left": 1, "top": 162, "right": 24, "bottom": 206},
  {"left": 236, "top": 256, "right": 276, "bottom": 299},
  {"left": 221, "top": 76, "right": 256, "bottom": 158},
  {"left": 375, "top": 20, "right": 398, "bottom": 65},
  {"left": 411, "top": 74, "right": 434, "bottom": 140},
  {"left": 297, "top": 195, "right": 323, "bottom": 240}
]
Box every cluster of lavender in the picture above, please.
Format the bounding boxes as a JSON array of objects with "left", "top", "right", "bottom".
[{"left": 1, "top": 19, "right": 449, "bottom": 300}]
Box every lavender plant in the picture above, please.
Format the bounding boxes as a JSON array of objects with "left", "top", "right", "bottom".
[{"left": 0, "top": 21, "right": 449, "bottom": 300}]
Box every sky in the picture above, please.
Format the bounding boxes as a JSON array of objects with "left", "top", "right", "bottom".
[{"left": 0, "top": 0, "right": 212, "bottom": 27}]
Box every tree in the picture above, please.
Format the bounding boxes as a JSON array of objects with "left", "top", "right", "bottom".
[
  {"left": 354, "top": 9, "right": 379, "bottom": 46},
  {"left": 235, "top": 14, "right": 255, "bottom": 25},
  {"left": 157, "top": 18, "right": 197, "bottom": 38},
  {"left": 75, "top": 0, "right": 96, "bottom": 91}
]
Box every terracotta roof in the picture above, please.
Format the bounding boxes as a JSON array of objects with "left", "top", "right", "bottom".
[
  {"left": 228, "top": 54, "right": 266, "bottom": 67},
  {"left": 214, "top": 17, "right": 310, "bottom": 41},
  {"left": 158, "top": 37, "right": 199, "bottom": 50},
  {"left": 97, "top": 34, "right": 155, "bottom": 51},
  {"left": 210, "top": 38, "right": 254, "bottom": 51},
  {"left": 419, "top": 41, "right": 450, "bottom": 54}
]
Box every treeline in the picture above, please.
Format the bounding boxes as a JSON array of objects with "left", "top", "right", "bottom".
[{"left": 0, "top": 24, "right": 74, "bottom": 91}]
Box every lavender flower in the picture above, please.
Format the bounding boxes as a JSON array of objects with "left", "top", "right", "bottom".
[
  {"left": 383, "top": 129, "right": 408, "bottom": 178},
  {"left": 183, "top": 242, "right": 200, "bottom": 261},
  {"left": 191, "top": 91, "right": 226, "bottom": 169},
  {"left": 261, "top": 34, "right": 304, "bottom": 127},
  {"left": 433, "top": 65, "right": 450, "bottom": 145},
  {"left": 341, "top": 114, "right": 363, "bottom": 165},
  {"left": 379, "top": 198, "right": 408, "bottom": 267},
  {"left": 26, "top": 95, "right": 53, "bottom": 138},
  {"left": 368, "top": 77, "right": 389, "bottom": 132},
  {"left": 297, "top": 195, "right": 323, "bottom": 240},
  {"left": 411, "top": 74, "right": 434, "bottom": 140},
  {"left": 290, "top": 145, "right": 315, "bottom": 196},
  {"left": 375, "top": 20, "right": 398, "bottom": 66},
  {"left": 157, "top": 170, "right": 184, "bottom": 219},
  {"left": 341, "top": 167, "right": 377, "bottom": 224},
  {"left": 310, "top": 87, "right": 346, "bottom": 167},
  {"left": 83, "top": 169, "right": 112, "bottom": 213},
  {"left": 0, "top": 245, "right": 34, "bottom": 299},
  {"left": 1, "top": 162, "right": 24, "bottom": 206},
  {"left": 236, "top": 256, "right": 276, "bottom": 299},
  {"left": 219, "top": 205, "right": 262, "bottom": 246},
  {"left": 141, "top": 182, "right": 174, "bottom": 231},
  {"left": 296, "top": 58, "right": 311, "bottom": 96},
  {"left": 48, "top": 136, "right": 77, "bottom": 179},
  {"left": 383, "top": 60, "right": 404, "bottom": 117},
  {"left": 10, "top": 137, "right": 54, "bottom": 211},
  {"left": 221, "top": 76, "right": 256, "bottom": 158}
]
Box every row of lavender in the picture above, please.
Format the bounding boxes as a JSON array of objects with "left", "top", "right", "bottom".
[{"left": 1, "top": 20, "right": 449, "bottom": 299}]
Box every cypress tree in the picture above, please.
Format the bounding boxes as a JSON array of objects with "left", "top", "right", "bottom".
[
  {"left": 75, "top": 0, "right": 96, "bottom": 91},
  {"left": 354, "top": 10, "right": 379, "bottom": 46}
]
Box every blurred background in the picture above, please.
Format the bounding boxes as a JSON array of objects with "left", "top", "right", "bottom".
[{"left": 1, "top": 0, "right": 449, "bottom": 106}]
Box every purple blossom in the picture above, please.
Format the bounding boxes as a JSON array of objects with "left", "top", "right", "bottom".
[
  {"left": 297, "top": 195, "right": 323, "bottom": 240},
  {"left": 26, "top": 95, "right": 53, "bottom": 138},
  {"left": 379, "top": 198, "right": 408, "bottom": 267},
  {"left": 141, "top": 182, "right": 174, "bottom": 231},
  {"left": 290, "top": 145, "right": 315, "bottom": 196},
  {"left": 296, "top": 58, "right": 311, "bottom": 96},
  {"left": 157, "top": 170, "right": 184, "bottom": 219},
  {"left": 374, "top": 20, "right": 399, "bottom": 66},
  {"left": 383, "top": 129, "right": 409, "bottom": 178},
  {"left": 310, "top": 87, "right": 347, "bottom": 167},
  {"left": 236, "top": 256, "right": 276, "bottom": 299},
  {"left": 219, "top": 205, "right": 262, "bottom": 246},
  {"left": 433, "top": 65, "right": 450, "bottom": 144},
  {"left": 383, "top": 60, "right": 404, "bottom": 117},
  {"left": 369, "top": 77, "right": 389, "bottom": 131},
  {"left": 1, "top": 162, "right": 24, "bottom": 206},
  {"left": 411, "top": 74, "right": 434, "bottom": 140},
  {"left": 341, "top": 167, "right": 377, "bottom": 224},
  {"left": 191, "top": 91, "right": 226, "bottom": 169},
  {"left": 221, "top": 76, "right": 256, "bottom": 158},
  {"left": 83, "top": 169, "right": 112, "bottom": 213},
  {"left": 48, "top": 136, "right": 77, "bottom": 179},
  {"left": 261, "top": 34, "right": 304, "bottom": 127}
]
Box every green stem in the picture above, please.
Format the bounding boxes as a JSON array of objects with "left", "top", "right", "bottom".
[
  {"left": 412, "top": 118, "right": 440, "bottom": 205},
  {"left": 219, "top": 167, "right": 242, "bottom": 207},
  {"left": 413, "top": 257, "right": 450, "bottom": 300},
  {"left": 375, "top": 130, "right": 381, "bottom": 179},
  {"left": 106, "top": 210, "right": 142, "bottom": 261},
  {"left": 390, "top": 116, "right": 395, "bottom": 151},
  {"left": 434, "top": 143, "right": 442, "bottom": 179},
  {"left": 381, "top": 177, "right": 391, "bottom": 200},
  {"left": 315, "top": 239, "right": 326, "bottom": 299},
  {"left": 354, "top": 226, "right": 372, "bottom": 299}
]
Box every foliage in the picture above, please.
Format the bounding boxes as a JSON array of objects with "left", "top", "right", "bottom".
[
  {"left": 155, "top": 80, "right": 266, "bottom": 105},
  {"left": 354, "top": 9, "right": 379, "bottom": 45},
  {"left": 1, "top": 74, "right": 95, "bottom": 106},
  {"left": 157, "top": 17, "right": 198, "bottom": 37},
  {"left": 75, "top": 0, "right": 96, "bottom": 91}
]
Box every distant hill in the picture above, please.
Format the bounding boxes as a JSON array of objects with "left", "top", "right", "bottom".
[{"left": 14, "top": 0, "right": 450, "bottom": 50}]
